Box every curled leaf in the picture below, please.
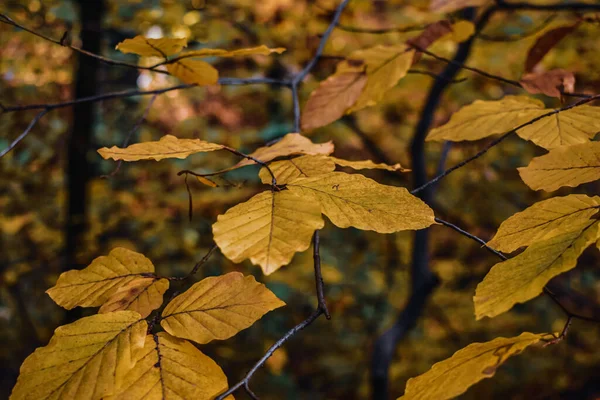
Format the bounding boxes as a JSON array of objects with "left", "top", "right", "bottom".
[{"left": 520, "top": 69, "right": 575, "bottom": 98}]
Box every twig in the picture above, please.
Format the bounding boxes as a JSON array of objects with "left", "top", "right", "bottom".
[
  {"left": 336, "top": 22, "right": 428, "bottom": 34},
  {"left": 170, "top": 244, "right": 219, "bottom": 281},
  {"left": 216, "top": 229, "right": 330, "bottom": 399},
  {"left": 0, "top": 110, "right": 49, "bottom": 158},
  {"left": 411, "top": 93, "right": 600, "bottom": 195},
  {"left": 101, "top": 94, "right": 158, "bottom": 178},
  {"left": 222, "top": 146, "right": 277, "bottom": 186},
  {"left": 495, "top": 0, "right": 600, "bottom": 12},
  {"left": 292, "top": 83, "right": 301, "bottom": 132},
  {"left": 408, "top": 69, "right": 468, "bottom": 84}
]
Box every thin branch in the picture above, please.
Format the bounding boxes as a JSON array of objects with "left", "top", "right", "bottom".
[
  {"left": 222, "top": 146, "right": 277, "bottom": 186},
  {"left": 101, "top": 94, "right": 158, "bottom": 178},
  {"left": 435, "top": 217, "right": 600, "bottom": 323},
  {"left": 170, "top": 244, "right": 219, "bottom": 281},
  {"left": 0, "top": 110, "right": 49, "bottom": 158},
  {"left": 293, "top": 0, "right": 350, "bottom": 85},
  {"left": 336, "top": 22, "right": 428, "bottom": 34},
  {"left": 411, "top": 93, "right": 600, "bottom": 195},
  {"left": 313, "top": 231, "right": 331, "bottom": 319},
  {"left": 496, "top": 0, "right": 600, "bottom": 12},
  {"left": 292, "top": 83, "right": 301, "bottom": 132},
  {"left": 408, "top": 69, "right": 468, "bottom": 84}
]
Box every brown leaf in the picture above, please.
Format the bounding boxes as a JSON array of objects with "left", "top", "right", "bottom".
[
  {"left": 525, "top": 24, "right": 579, "bottom": 72},
  {"left": 520, "top": 69, "right": 575, "bottom": 98},
  {"left": 407, "top": 20, "right": 453, "bottom": 63},
  {"left": 301, "top": 72, "right": 367, "bottom": 131}
]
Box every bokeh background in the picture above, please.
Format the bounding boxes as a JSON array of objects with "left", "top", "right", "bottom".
[{"left": 2, "top": 0, "right": 600, "bottom": 398}]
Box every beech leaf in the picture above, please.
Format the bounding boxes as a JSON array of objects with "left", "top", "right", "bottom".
[
  {"left": 107, "top": 333, "right": 229, "bottom": 400},
  {"left": 525, "top": 24, "right": 579, "bottom": 72},
  {"left": 475, "top": 221, "right": 599, "bottom": 319},
  {"left": 287, "top": 172, "right": 436, "bottom": 233},
  {"left": 116, "top": 36, "right": 187, "bottom": 57},
  {"left": 488, "top": 195, "right": 600, "bottom": 253},
  {"left": 329, "top": 157, "right": 408, "bottom": 172},
  {"left": 166, "top": 59, "right": 219, "bottom": 85},
  {"left": 520, "top": 69, "right": 575, "bottom": 98},
  {"left": 161, "top": 272, "right": 285, "bottom": 343},
  {"left": 99, "top": 277, "right": 169, "bottom": 318},
  {"left": 400, "top": 332, "right": 548, "bottom": 400},
  {"left": 212, "top": 190, "right": 324, "bottom": 274},
  {"left": 98, "top": 134, "right": 224, "bottom": 161},
  {"left": 426, "top": 95, "right": 600, "bottom": 149},
  {"left": 47, "top": 247, "right": 156, "bottom": 309},
  {"left": 258, "top": 155, "right": 336, "bottom": 184},
  {"left": 518, "top": 142, "right": 600, "bottom": 191},
  {"left": 301, "top": 72, "right": 367, "bottom": 131},
  {"left": 11, "top": 311, "right": 147, "bottom": 400},
  {"left": 180, "top": 45, "right": 285, "bottom": 58}
]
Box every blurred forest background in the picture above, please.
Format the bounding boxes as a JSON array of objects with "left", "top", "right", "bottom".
[{"left": 2, "top": 0, "right": 600, "bottom": 399}]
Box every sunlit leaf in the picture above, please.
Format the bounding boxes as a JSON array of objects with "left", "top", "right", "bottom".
[
  {"left": 47, "top": 247, "right": 156, "bottom": 309},
  {"left": 520, "top": 69, "right": 575, "bottom": 98},
  {"left": 445, "top": 20, "right": 475, "bottom": 42},
  {"left": 525, "top": 24, "right": 579, "bottom": 72},
  {"left": 179, "top": 45, "right": 285, "bottom": 58},
  {"left": 259, "top": 155, "right": 336, "bottom": 184},
  {"left": 301, "top": 72, "right": 367, "bottom": 131},
  {"left": 488, "top": 195, "right": 600, "bottom": 253},
  {"left": 287, "top": 172, "right": 436, "bottom": 233},
  {"left": 99, "top": 277, "right": 169, "bottom": 318},
  {"left": 518, "top": 142, "right": 600, "bottom": 191},
  {"left": 400, "top": 332, "right": 548, "bottom": 400},
  {"left": 230, "top": 133, "right": 334, "bottom": 170},
  {"left": 212, "top": 190, "right": 324, "bottom": 274},
  {"left": 329, "top": 157, "right": 408, "bottom": 172},
  {"left": 98, "top": 134, "right": 223, "bottom": 161},
  {"left": 475, "top": 221, "right": 599, "bottom": 319},
  {"left": 426, "top": 95, "right": 600, "bottom": 149},
  {"left": 161, "top": 272, "right": 285, "bottom": 343},
  {"left": 11, "top": 311, "right": 147, "bottom": 400},
  {"left": 116, "top": 35, "right": 187, "bottom": 57},
  {"left": 107, "top": 333, "right": 229, "bottom": 400},
  {"left": 166, "top": 59, "right": 219, "bottom": 85},
  {"left": 340, "top": 46, "right": 415, "bottom": 112}
]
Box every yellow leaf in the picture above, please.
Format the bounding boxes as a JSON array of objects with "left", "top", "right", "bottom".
[
  {"left": 196, "top": 176, "right": 219, "bottom": 187},
  {"left": 47, "top": 247, "right": 156, "bottom": 309},
  {"left": 231, "top": 133, "right": 334, "bottom": 170},
  {"left": 166, "top": 59, "right": 219, "bottom": 85},
  {"left": 11, "top": 311, "right": 147, "bottom": 400},
  {"left": 287, "top": 172, "right": 436, "bottom": 233},
  {"left": 426, "top": 95, "right": 600, "bottom": 149},
  {"left": 258, "top": 155, "right": 336, "bottom": 184},
  {"left": 445, "top": 20, "right": 475, "bottom": 42},
  {"left": 329, "top": 157, "right": 408, "bottom": 172},
  {"left": 116, "top": 35, "right": 187, "bottom": 57},
  {"left": 488, "top": 195, "right": 600, "bottom": 252},
  {"left": 301, "top": 72, "right": 367, "bottom": 131},
  {"left": 108, "top": 333, "right": 229, "bottom": 400},
  {"left": 161, "top": 272, "right": 285, "bottom": 343},
  {"left": 341, "top": 46, "right": 414, "bottom": 112},
  {"left": 475, "top": 221, "right": 599, "bottom": 319},
  {"left": 98, "top": 134, "right": 223, "bottom": 161},
  {"left": 179, "top": 45, "right": 286, "bottom": 58},
  {"left": 99, "top": 277, "right": 169, "bottom": 318},
  {"left": 518, "top": 142, "right": 600, "bottom": 191},
  {"left": 212, "top": 190, "right": 324, "bottom": 274},
  {"left": 400, "top": 332, "right": 547, "bottom": 400}
]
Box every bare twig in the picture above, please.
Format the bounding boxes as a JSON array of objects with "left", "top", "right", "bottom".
[
  {"left": 292, "top": 83, "right": 301, "bottom": 132},
  {"left": 0, "top": 110, "right": 49, "bottom": 158},
  {"left": 313, "top": 231, "right": 331, "bottom": 319},
  {"left": 336, "top": 22, "right": 428, "bottom": 34},
  {"left": 495, "top": 0, "right": 600, "bottom": 12},
  {"left": 170, "top": 245, "right": 219, "bottom": 281}
]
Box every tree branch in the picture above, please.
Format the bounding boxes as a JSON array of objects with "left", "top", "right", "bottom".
[
  {"left": 0, "top": 110, "right": 49, "bottom": 158},
  {"left": 495, "top": 0, "right": 600, "bottom": 12}
]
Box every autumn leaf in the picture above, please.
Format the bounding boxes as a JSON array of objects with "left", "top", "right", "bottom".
[
  {"left": 161, "top": 272, "right": 285, "bottom": 344},
  {"left": 426, "top": 95, "right": 600, "bottom": 149},
  {"left": 487, "top": 195, "right": 600, "bottom": 253},
  {"left": 166, "top": 59, "right": 219, "bottom": 85},
  {"left": 258, "top": 155, "right": 336, "bottom": 184},
  {"left": 98, "top": 134, "right": 224, "bottom": 161},
  {"left": 429, "top": 0, "right": 490, "bottom": 13},
  {"left": 518, "top": 142, "right": 600, "bottom": 191},
  {"left": 116, "top": 35, "right": 187, "bottom": 57},
  {"left": 300, "top": 71, "right": 367, "bottom": 131},
  {"left": 99, "top": 277, "right": 169, "bottom": 318},
  {"left": 475, "top": 221, "right": 599, "bottom": 319},
  {"left": 340, "top": 46, "right": 415, "bottom": 112},
  {"left": 407, "top": 20, "right": 453, "bottom": 63},
  {"left": 47, "top": 247, "right": 156, "bottom": 309},
  {"left": 178, "top": 45, "right": 285, "bottom": 58},
  {"left": 108, "top": 333, "right": 229, "bottom": 400},
  {"left": 287, "top": 172, "right": 436, "bottom": 233},
  {"left": 230, "top": 133, "right": 334, "bottom": 170},
  {"left": 329, "top": 157, "right": 408, "bottom": 172},
  {"left": 525, "top": 24, "right": 579, "bottom": 72},
  {"left": 212, "top": 190, "right": 324, "bottom": 274},
  {"left": 11, "top": 311, "right": 147, "bottom": 400},
  {"left": 445, "top": 20, "right": 475, "bottom": 42},
  {"left": 400, "top": 332, "right": 548, "bottom": 400},
  {"left": 520, "top": 69, "right": 575, "bottom": 98}
]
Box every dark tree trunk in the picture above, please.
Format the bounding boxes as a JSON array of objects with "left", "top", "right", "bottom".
[{"left": 65, "top": 1, "right": 105, "bottom": 271}]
